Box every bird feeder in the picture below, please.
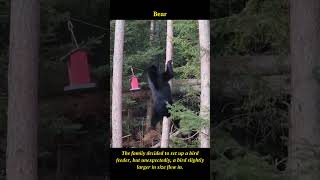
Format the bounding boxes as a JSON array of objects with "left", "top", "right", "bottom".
[
  {"left": 64, "top": 48, "right": 96, "bottom": 91},
  {"left": 130, "top": 75, "right": 140, "bottom": 91},
  {"left": 130, "top": 67, "right": 140, "bottom": 91}
]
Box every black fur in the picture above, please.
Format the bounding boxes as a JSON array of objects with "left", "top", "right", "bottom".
[{"left": 147, "top": 60, "right": 174, "bottom": 128}]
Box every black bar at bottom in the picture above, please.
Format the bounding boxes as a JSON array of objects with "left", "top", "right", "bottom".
[{"left": 110, "top": 148, "right": 210, "bottom": 180}]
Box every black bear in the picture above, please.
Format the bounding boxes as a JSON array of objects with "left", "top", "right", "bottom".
[{"left": 146, "top": 60, "right": 174, "bottom": 128}]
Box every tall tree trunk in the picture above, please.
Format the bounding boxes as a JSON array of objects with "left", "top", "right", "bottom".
[
  {"left": 288, "top": 1, "right": 320, "bottom": 179},
  {"left": 155, "top": 20, "right": 161, "bottom": 45},
  {"left": 198, "top": 20, "right": 210, "bottom": 148},
  {"left": 150, "top": 20, "right": 155, "bottom": 44},
  {"left": 145, "top": 98, "right": 152, "bottom": 130},
  {"left": 6, "top": 0, "right": 39, "bottom": 180},
  {"left": 145, "top": 20, "right": 156, "bottom": 130},
  {"left": 155, "top": 21, "right": 162, "bottom": 69},
  {"left": 111, "top": 20, "right": 125, "bottom": 148},
  {"left": 161, "top": 20, "right": 173, "bottom": 148},
  {"left": 166, "top": 20, "right": 173, "bottom": 87}
]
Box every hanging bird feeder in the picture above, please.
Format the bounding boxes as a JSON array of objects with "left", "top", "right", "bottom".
[
  {"left": 63, "top": 19, "right": 96, "bottom": 91},
  {"left": 130, "top": 67, "right": 141, "bottom": 91},
  {"left": 64, "top": 48, "right": 96, "bottom": 91}
]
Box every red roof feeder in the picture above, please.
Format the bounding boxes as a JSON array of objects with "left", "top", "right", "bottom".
[
  {"left": 130, "top": 75, "right": 140, "bottom": 91},
  {"left": 64, "top": 49, "right": 96, "bottom": 91},
  {"left": 130, "top": 67, "right": 140, "bottom": 91}
]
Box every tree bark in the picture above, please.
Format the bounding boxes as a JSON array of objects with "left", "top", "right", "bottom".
[
  {"left": 288, "top": 1, "right": 320, "bottom": 179},
  {"left": 145, "top": 20, "right": 155, "bottom": 130},
  {"left": 150, "top": 20, "right": 155, "bottom": 44},
  {"left": 6, "top": 0, "right": 39, "bottom": 180},
  {"left": 198, "top": 20, "right": 210, "bottom": 148},
  {"left": 161, "top": 20, "right": 173, "bottom": 148},
  {"left": 160, "top": 116, "right": 170, "bottom": 148},
  {"left": 111, "top": 20, "right": 125, "bottom": 148},
  {"left": 166, "top": 20, "right": 174, "bottom": 87},
  {"left": 145, "top": 98, "right": 152, "bottom": 130}
]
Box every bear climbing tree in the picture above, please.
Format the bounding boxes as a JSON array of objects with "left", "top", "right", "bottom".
[{"left": 146, "top": 60, "right": 174, "bottom": 128}]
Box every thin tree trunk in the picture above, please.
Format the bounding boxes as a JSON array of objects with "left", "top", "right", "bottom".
[
  {"left": 160, "top": 117, "right": 170, "bottom": 148},
  {"left": 150, "top": 20, "right": 155, "bottom": 44},
  {"left": 111, "top": 20, "right": 125, "bottom": 148},
  {"left": 161, "top": 20, "right": 173, "bottom": 148},
  {"left": 6, "top": 0, "right": 39, "bottom": 180},
  {"left": 198, "top": 20, "right": 210, "bottom": 148},
  {"left": 288, "top": 1, "right": 320, "bottom": 179},
  {"left": 155, "top": 20, "right": 161, "bottom": 45},
  {"left": 145, "top": 20, "right": 156, "bottom": 130},
  {"left": 166, "top": 20, "right": 173, "bottom": 87},
  {"left": 145, "top": 98, "right": 152, "bottom": 130}
]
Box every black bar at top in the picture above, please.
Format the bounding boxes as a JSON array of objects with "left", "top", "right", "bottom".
[{"left": 110, "top": 0, "right": 210, "bottom": 20}]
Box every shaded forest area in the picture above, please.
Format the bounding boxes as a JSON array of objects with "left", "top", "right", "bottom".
[
  {"left": 212, "top": 0, "right": 320, "bottom": 180},
  {"left": 0, "top": 0, "right": 108, "bottom": 179},
  {"left": 212, "top": 0, "right": 290, "bottom": 179}
]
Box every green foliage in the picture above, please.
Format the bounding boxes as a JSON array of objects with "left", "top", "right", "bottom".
[
  {"left": 176, "top": 87, "right": 201, "bottom": 112},
  {"left": 213, "top": 130, "right": 289, "bottom": 180},
  {"left": 175, "top": 61, "right": 200, "bottom": 79},
  {"left": 213, "top": 74, "right": 289, "bottom": 160},
  {"left": 39, "top": 101, "right": 84, "bottom": 137},
  {"left": 49, "top": 116, "right": 84, "bottom": 135},
  {"left": 236, "top": 76, "right": 288, "bottom": 144},
  {"left": 124, "top": 47, "right": 164, "bottom": 76},
  {"left": 168, "top": 102, "right": 207, "bottom": 134},
  {"left": 123, "top": 94, "right": 138, "bottom": 108},
  {"left": 213, "top": 0, "right": 289, "bottom": 55},
  {"left": 173, "top": 21, "right": 200, "bottom": 79},
  {"left": 212, "top": 0, "right": 248, "bottom": 19},
  {"left": 170, "top": 136, "right": 198, "bottom": 148}
]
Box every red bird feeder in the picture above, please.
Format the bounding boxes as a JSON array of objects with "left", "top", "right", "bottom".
[
  {"left": 130, "top": 75, "right": 140, "bottom": 91},
  {"left": 130, "top": 67, "right": 140, "bottom": 91},
  {"left": 64, "top": 49, "right": 96, "bottom": 91}
]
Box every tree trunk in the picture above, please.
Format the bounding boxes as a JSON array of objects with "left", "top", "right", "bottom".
[
  {"left": 145, "top": 98, "right": 152, "bottom": 130},
  {"left": 111, "top": 20, "right": 125, "bottom": 148},
  {"left": 145, "top": 20, "right": 155, "bottom": 130},
  {"left": 165, "top": 20, "right": 173, "bottom": 87},
  {"left": 150, "top": 20, "right": 155, "bottom": 44},
  {"left": 160, "top": 116, "right": 170, "bottom": 148},
  {"left": 6, "top": 0, "right": 39, "bottom": 180},
  {"left": 161, "top": 20, "right": 173, "bottom": 148},
  {"left": 198, "top": 20, "right": 210, "bottom": 148},
  {"left": 155, "top": 20, "right": 161, "bottom": 45},
  {"left": 288, "top": 1, "right": 320, "bottom": 179}
]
